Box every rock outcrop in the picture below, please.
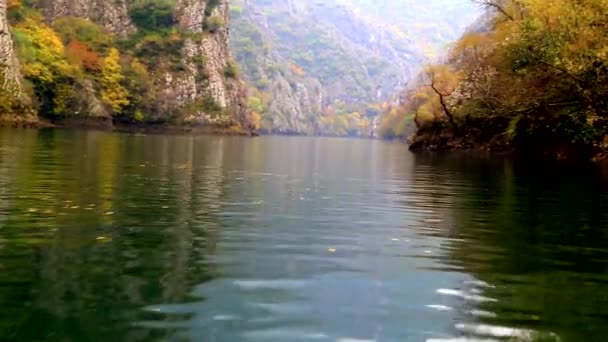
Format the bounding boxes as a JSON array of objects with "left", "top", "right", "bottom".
[
  {"left": 2, "top": 0, "right": 249, "bottom": 130},
  {"left": 39, "top": 0, "right": 135, "bottom": 36},
  {"left": 266, "top": 76, "right": 323, "bottom": 134},
  {"left": 0, "top": 0, "right": 22, "bottom": 101}
]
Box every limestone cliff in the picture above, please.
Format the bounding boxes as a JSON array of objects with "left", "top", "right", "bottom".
[
  {"left": 1, "top": 0, "right": 250, "bottom": 130},
  {"left": 231, "top": 0, "right": 478, "bottom": 136},
  {"left": 39, "top": 0, "right": 135, "bottom": 36},
  {"left": 266, "top": 75, "right": 323, "bottom": 134},
  {"left": 0, "top": 0, "right": 21, "bottom": 104}
]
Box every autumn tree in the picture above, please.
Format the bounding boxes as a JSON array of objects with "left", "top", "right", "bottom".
[
  {"left": 425, "top": 65, "right": 461, "bottom": 127},
  {"left": 509, "top": 0, "right": 608, "bottom": 117},
  {"left": 385, "top": 0, "right": 608, "bottom": 151},
  {"left": 66, "top": 40, "right": 101, "bottom": 72},
  {"left": 471, "top": 0, "right": 515, "bottom": 21},
  {"left": 100, "top": 48, "right": 129, "bottom": 113}
]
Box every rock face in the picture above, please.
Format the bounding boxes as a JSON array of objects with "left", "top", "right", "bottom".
[
  {"left": 162, "top": 0, "right": 248, "bottom": 125},
  {"left": 266, "top": 75, "right": 323, "bottom": 134},
  {"left": 232, "top": 0, "right": 411, "bottom": 134},
  {"left": 3, "top": 0, "right": 249, "bottom": 128},
  {"left": 0, "top": 0, "right": 21, "bottom": 101},
  {"left": 39, "top": 0, "right": 135, "bottom": 36},
  {"left": 231, "top": 0, "right": 479, "bottom": 135}
]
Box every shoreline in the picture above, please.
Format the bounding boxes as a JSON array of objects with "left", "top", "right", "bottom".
[
  {"left": 3, "top": 115, "right": 607, "bottom": 165},
  {"left": 0, "top": 115, "right": 257, "bottom": 137},
  {"left": 408, "top": 127, "right": 607, "bottom": 164}
]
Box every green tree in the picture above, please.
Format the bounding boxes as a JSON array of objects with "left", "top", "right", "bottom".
[{"left": 129, "top": 0, "right": 176, "bottom": 32}]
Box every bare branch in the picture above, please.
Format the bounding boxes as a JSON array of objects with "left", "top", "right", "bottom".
[
  {"left": 472, "top": 0, "right": 514, "bottom": 21},
  {"left": 428, "top": 72, "right": 456, "bottom": 127}
]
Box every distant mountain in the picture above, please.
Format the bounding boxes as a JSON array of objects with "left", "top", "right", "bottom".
[{"left": 230, "top": 0, "right": 478, "bottom": 135}]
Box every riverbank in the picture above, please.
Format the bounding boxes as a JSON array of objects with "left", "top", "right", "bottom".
[
  {"left": 0, "top": 115, "right": 257, "bottom": 136},
  {"left": 408, "top": 125, "right": 607, "bottom": 163}
]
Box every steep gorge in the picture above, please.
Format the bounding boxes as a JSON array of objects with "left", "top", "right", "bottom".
[
  {"left": 231, "top": 0, "right": 478, "bottom": 136},
  {"left": 0, "top": 0, "right": 251, "bottom": 131}
]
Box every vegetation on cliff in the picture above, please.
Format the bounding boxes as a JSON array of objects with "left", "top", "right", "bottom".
[
  {"left": 230, "top": 0, "right": 477, "bottom": 136},
  {"left": 379, "top": 0, "right": 608, "bottom": 159},
  {"left": 0, "top": 0, "right": 250, "bottom": 132}
]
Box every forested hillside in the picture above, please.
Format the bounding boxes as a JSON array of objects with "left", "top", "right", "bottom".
[
  {"left": 379, "top": 0, "right": 608, "bottom": 160},
  {"left": 230, "top": 0, "right": 478, "bottom": 136},
  {"left": 0, "top": 0, "right": 251, "bottom": 132}
]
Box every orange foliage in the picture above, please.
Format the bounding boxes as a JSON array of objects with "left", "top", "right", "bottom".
[
  {"left": 66, "top": 40, "right": 102, "bottom": 72},
  {"left": 7, "top": 0, "right": 21, "bottom": 11},
  {"left": 288, "top": 62, "right": 306, "bottom": 77}
]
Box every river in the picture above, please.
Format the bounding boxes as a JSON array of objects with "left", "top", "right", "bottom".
[{"left": 1, "top": 128, "right": 607, "bottom": 341}]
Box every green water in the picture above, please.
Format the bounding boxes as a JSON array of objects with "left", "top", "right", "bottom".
[{"left": 1, "top": 128, "right": 608, "bottom": 341}]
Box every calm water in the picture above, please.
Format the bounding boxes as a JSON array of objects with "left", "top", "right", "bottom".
[{"left": 1, "top": 128, "right": 608, "bottom": 341}]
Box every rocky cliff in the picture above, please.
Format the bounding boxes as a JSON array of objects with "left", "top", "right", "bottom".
[
  {"left": 0, "top": 0, "right": 250, "bottom": 131},
  {"left": 0, "top": 0, "right": 22, "bottom": 109},
  {"left": 230, "top": 0, "right": 478, "bottom": 136}
]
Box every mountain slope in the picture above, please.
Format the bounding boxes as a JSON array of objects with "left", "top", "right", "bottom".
[
  {"left": 0, "top": 0, "right": 251, "bottom": 131},
  {"left": 231, "top": 0, "right": 478, "bottom": 136}
]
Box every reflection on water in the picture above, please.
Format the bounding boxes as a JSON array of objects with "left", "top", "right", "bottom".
[{"left": 1, "top": 129, "right": 608, "bottom": 341}]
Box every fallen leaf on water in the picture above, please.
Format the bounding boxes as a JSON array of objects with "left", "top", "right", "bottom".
[{"left": 328, "top": 248, "right": 337, "bottom": 253}]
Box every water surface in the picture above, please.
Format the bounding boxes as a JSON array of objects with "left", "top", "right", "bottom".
[{"left": 1, "top": 128, "right": 608, "bottom": 341}]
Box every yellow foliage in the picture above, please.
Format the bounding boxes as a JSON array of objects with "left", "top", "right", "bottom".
[
  {"left": 53, "top": 83, "right": 74, "bottom": 115},
  {"left": 14, "top": 17, "right": 74, "bottom": 84},
  {"left": 100, "top": 48, "right": 129, "bottom": 113},
  {"left": 382, "top": 0, "right": 608, "bottom": 145},
  {"left": 251, "top": 111, "right": 262, "bottom": 129},
  {"left": 425, "top": 65, "right": 461, "bottom": 94},
  {"left": 516, "top": 0, "right": 608, "bottom": 72}
]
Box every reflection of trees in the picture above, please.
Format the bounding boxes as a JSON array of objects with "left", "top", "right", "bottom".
[
  {"left": 411, "top": 154, "right": 608, "bottom": 341},
  {"left": 0, "top": 130, "right": 228, "bottom": 340}
]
